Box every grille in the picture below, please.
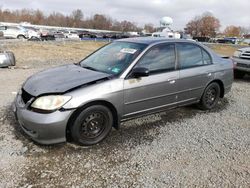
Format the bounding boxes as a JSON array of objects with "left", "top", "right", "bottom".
[
  {"left": 241, "top": 51, "right": 250, "bottom": 59},
  {"left": 21, "top": 89, "right": 33, "bottom": 104}
]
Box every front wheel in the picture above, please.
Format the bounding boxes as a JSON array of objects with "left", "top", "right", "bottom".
[
  {"left": 70, "top": 105, "right": 113, "bottom": 146},
  {"left": 198, "top": 82, "right": 221, "bottom": 110}
]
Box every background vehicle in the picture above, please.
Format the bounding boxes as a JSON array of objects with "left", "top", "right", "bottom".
[
  {"left": 193, "top": 37, "right": 210, "bottom": 42},
  {"left": 216, "top": 37, "right": 238, "bottom": 44},
  {"left": 40, "top": 29, "right": 55, "bottom": 41},
  {"left": 0, "top": 25, "right": 28, "bottom": 39},
  {"left": 63, "top": 30, "right": 79, "bottom": 39},
  {"left": 232, "top": 47, "right": 250, "bottom": 78},
  {"left": 53, "top": 31, "right": 66, "bottom": 39},
  {"left": 23, "top": 26, "right": 41, "bottom": 39},
  {"left": 14, "top": 38, "right": 233, "bottom": 146},
  {"left": 78, "top": 30, "right": 90, "bottom": 38}
]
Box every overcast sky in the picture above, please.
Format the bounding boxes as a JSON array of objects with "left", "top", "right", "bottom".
[{"left": 1, "top": 0, "right": 250, "bottom": 30}]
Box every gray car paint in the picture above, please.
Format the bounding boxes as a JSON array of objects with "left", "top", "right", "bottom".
[
  {"left": 14, "top": 38, "right": 234, "bottom": 145},
  {"left": 23, "top": 64, "right": 111, "bottom": 96}
]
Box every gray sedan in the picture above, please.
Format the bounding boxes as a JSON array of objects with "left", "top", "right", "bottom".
[{"left": 13, "top": 38, "right": 233, "bottom": 145}]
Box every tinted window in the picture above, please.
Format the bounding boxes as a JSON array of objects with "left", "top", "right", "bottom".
[
  {"left": 177, "top": 43, "right": 203, "bottom": 69},
  {"left": 0, "top": 26, "right": 6, "bottom": 30},
  {"left": 135, "top": 44, "right": 176, "bottom": 74},
  {"left": 202, "top": 50, "right": 212, "bottom": 65}
]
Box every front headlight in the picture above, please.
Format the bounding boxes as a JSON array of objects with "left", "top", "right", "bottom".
[
  {"left": 233, "top": 50, "right": 242, "bottom": 57},
  {"left": 31, "top": 95, "right": 72, "bottom": 111}
]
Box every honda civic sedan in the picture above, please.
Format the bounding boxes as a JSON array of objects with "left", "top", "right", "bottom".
[{"left": 13, "top": 38, "right": 233, "bottom": 145}]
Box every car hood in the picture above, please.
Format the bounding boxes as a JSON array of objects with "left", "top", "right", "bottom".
[{"left": 23, "top": 64, "right": 111, "bottom": 96}]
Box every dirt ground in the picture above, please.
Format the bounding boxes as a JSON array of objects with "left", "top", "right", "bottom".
[{"left": 0, "top": 41, "right": 249, "bottom": 187}]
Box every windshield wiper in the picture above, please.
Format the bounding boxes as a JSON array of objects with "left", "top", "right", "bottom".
[{"left": 82, "top": 65, "right": 98, "bottom": 72}]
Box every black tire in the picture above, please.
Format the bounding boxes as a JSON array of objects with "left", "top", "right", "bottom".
[
  {"left": 70, "top": 105, "right": 113, "bottom": 146},
  {"left": 234, "top": 70, "right": 245, "bottom": 79},
  {"left": 17, "top": 35, "right": 26, "bottom": 39},
  {"left": 198, "top": 82, "right": 221, "bottom": 110}
]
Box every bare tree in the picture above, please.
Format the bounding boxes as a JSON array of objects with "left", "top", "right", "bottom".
[
  {"left": 90, "top": 14, "right": 112, "bottom": 30},
  {"left": 186, "top": 12, "right": 220, "bottom": 37},
  {"left": 71, "top": 9, "right": 83, "bottom": 27},
  {"left": 239, "top": 26, "right": 250, "bottom": 36},
  {"left": 120, "top": 20, "right": 138, "bottom": 32},
  {"left": 224, "top": 25, "right": 241, "bottom": 37},
  {"left": 144, "top": 23, "right": 155, "bottom": 33},
  {"left": 0, "top": 7, "right": 142, "bottom": 32}
]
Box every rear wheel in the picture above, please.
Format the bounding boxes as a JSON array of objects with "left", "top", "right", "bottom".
[
  {"left": 198, "top": 82, "right": 221, "bottom": 110},
  {"left": 70, "top": 105, "right": 113, "bottom": 146},
  {"left": 234, "top": 70, "right": 245, "bottom": 79}
]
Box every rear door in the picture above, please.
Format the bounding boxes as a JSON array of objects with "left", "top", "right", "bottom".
[
  {"left": 5, "top": 26, "right": 17, "bottom": 38},
  {"left": 123, "top": 43, "right": 179, "bottom": 118},
  {"left": 176, "top": 43, "right": 215, "bottom": 104}
]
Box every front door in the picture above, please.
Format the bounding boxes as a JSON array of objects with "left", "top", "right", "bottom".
[{"left": 123, "top": 43, "right": 179, "bottom": 118}]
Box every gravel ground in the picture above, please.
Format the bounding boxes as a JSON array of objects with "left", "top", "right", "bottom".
[{"left": 0, "top": 41, "right": 249, "bottom": 187}]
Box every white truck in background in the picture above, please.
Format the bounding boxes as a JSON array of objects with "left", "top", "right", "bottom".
[{"left": 152, "top": 28, "right": 181, "bottom": 39}]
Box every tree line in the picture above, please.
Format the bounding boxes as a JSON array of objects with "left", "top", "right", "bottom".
[
  {"left": 185, "top": 12, "right": 249, "bottom": 38},
  {"left": 0, "top": 8, "right": 249, "bottom": 37},
  {"left": 0, "top": 8, "right": 146, "bottom": 32}
]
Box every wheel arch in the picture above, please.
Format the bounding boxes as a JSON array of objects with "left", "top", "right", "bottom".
[
  {"left": 17, "top": 34, "right": 25, "bottom": 39},
  {"left": 66, "top": 100, "right": 119, "bottom": 141},
  {"left": 207, "top": 79, "right": 225, "bottom": 98}
]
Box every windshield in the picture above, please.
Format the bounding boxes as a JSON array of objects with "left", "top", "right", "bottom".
[{"left": 80, "top": 41, "right": 147, "bottom": 75}]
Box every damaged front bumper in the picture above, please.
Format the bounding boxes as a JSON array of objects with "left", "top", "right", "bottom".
[{"left": 13, "top": 93, "right": 74, "bottom": 145}]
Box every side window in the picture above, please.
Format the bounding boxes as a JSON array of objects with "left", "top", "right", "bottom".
[
  {"left": 0, "top": 26, "right": 6, "bottom": 31},
  {"left": 202, "top": 50, "right": 212, "bottom": 65},
  {"left": 176, "top": 43, "right": 203, "bottom": 69},
  {"left": 135, "top": 44, "right": 176, "bottom": 74}
]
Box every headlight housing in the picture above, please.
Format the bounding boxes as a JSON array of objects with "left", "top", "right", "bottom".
[
  {"left": 233, "top": 50, "right": 242, "bottom": 57},
  {"left": 31, "top": 95, "right": 71, "bottom": 111}
]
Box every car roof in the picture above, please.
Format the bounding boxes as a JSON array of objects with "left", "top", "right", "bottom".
[{"left": 117, "top": 37, "right": 196, "bottom": 45}]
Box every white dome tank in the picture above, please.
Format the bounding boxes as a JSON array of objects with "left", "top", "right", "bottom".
[{"left": 160, "top": 17, "right": 173, "bottom": 27}]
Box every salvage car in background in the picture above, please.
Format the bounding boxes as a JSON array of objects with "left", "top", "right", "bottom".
[
  {"left": 13, "top": 38, "right": 233, "bottom": 146},
  {"left": 63, "top": 30, "right": 79, "bottom": 39},
  {"left": 0, "top": 25, "right": 28, "bottom": 39},
  {"left": 23, "top": 26, "right": 41, "bottom": 39},
  {"left": 232, "top": 47, "right": 250, "bottom": 78}
]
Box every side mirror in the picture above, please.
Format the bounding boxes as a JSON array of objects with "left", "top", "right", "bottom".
[{"left": 131, "top": 67, "right": 149, "bottom": 78}]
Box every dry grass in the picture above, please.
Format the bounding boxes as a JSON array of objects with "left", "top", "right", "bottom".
[
  {"left": 5, "top": 41, "right": 106, "bottom": 67},
  {"left": 208, "top": 44, "right": 238, "bottom": 56}
]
